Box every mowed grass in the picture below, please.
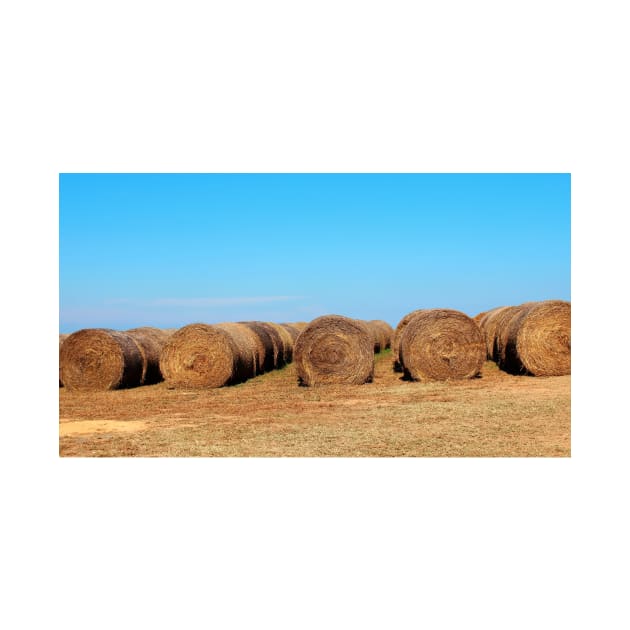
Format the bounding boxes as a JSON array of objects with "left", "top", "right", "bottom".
[{"left": 59, "top": 350, "right": 570, "bottom": 457}]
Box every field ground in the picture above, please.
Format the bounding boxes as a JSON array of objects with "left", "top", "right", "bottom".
[{"left": 59, "top": 350, "right": 570, "bottom": 457}]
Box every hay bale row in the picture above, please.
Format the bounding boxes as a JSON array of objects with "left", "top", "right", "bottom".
[
  {"left": 159, "top": 321, "right": 305, "bottom": 389},
  {"left": 397, "top": 309, "right": 485, "bottom": 381},
  {"left": 365, "top": 320, "right": 394, "bottom": 353},
  {"left": 478, "top": 305, "right": 524, "bottom": 361},
  {"left": 293, "top": 315, "right": 374, "bottom": 386},
  {"left": 477, "top": 300, "right": 571, "bottom": 376},
  {"left": 126, "top": 327, "right": 173, "bottom": 385},
  {"left": 59, "top": 327, "right": 174, "bottom": 391}
]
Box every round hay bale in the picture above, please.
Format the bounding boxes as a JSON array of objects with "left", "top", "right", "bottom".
[
  {"left": 392, "top": 309, "right": 426, "bottom": 372},
  {"left": 159, "top": 323, "right": 256, "bottom": 388},
  {"left": 473, "top": 311, "right": 488, "bottom": 323},
  {"left": 292, "top": 322, "right": 309, "bottom": 332},
  {"left": 126, "top": 327, "right": 172, "bottom": 385},
  {"left": 478, "top": 306, "right": 510, "bottom": 360},
  {"left": 370, "top": 320, "right": 394, "bottom": 351},
  {"left": 279, "top": 323, "right": 301, "bottom": 344},
  {"left": 59, "top": 333, "right": 69, "bottom": 386},
  {"left": 478, "top": 303, "right": 538, "bottom": 362},
  {"left": 486, "top": 306, "right": 523, "bottom": 362},
  {"left": 378, "top": 320, "right": 395, "bottom": 349},
  {"left": 254, "top": 322, "right": 284, "bottom": 368},
  {"left": 293, "top": 315, "right": 374, "bottom": 386},
  {"left": 365, "top": 321, "right": 383, "bottom": 353},
  {"left": 267, "top": 322, "right": 294, "bottom": 364},
  {"left": 59, "top": 328, "right": 144, "bottom": 391},
  {"left": 214, "top": 322, "right": 258, "bottom": 377},
  {"left": 238, "top": 321, "right": 276, "bottom": 373},
  {"left": 399, "top": 309, "right": 485, "bottom": 381},
  {"left": 501, "top": 300, "right": 571, "bottom": 376},
  {"left": 493, "top": 305, "right": 532, "bottom": 365}
]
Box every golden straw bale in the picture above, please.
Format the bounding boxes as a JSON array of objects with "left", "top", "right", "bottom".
[
  {"left": 363, "top": 320, "right": 382, "bottom": 353},
  {"left": 126, "top": 327, "right": 172, "bottom": 385},
  {"left": 255, "top": 322, "right": 284, "bottom": 368},
  {"left": 501, "top": 300, "right": 571, "bottom": 376},
  {"left": 279, "top": 323, "right": 301, "bottom": 344},
  {"left": 239, "top": 321, "right": 276, "bottom": 373},
  {"left": 293, "top": 315, "right": 374, "bottom": 386},
  {"left": 59, "top": 328, "right": 144, "bottom": 391},
  {"left": 59, "top": 333, "right": 69, "bottom": 386},
  {"left": 399, "top": 309, "right": 485, "bottom": 381},
  {"left": 478, "top": 306, "right": 512, "bottom": 360},
  {"left": 214, "top": 322, "right": 258, "bottom": 376},
  {"left": 370, "top": 320, "right": 394, "bottom": 351},
  {"left": 489, "top": 306, "right": 523, "bottom": 362},
  {"left": 159, "top": 323, "right": 256, "bottom": 389},
  {"left": 392, "top": 309, "right": 426, "bottom": 371},
  {"left": 267, "top": 322, "right": 294, "bottom": 365}
]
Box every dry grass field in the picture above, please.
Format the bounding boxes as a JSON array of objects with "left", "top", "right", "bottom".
[{"left": 59, "top": 350, "right": 570, "bottom": 457}]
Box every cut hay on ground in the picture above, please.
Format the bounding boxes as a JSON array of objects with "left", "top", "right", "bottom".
[
  {"left": 60, "top": 329, "right": 144, "bottom": 391},
  {"left": 501, "top": 300, "right": 571, "bottom": 376},
  {"left": 392, "top": 309, "right": 425, "bottom": 371},
  {"left": 399, "top": 309, "right": 485, "bottom": 381},
  {"left": 126, "top": 327, "right": 173, "bottom": 385},
  {"left": 293, "top": 315, "right": 374, "bottom": 386},
  {"left": 159, "top": 323, "right": 256, "bottom": 388}
]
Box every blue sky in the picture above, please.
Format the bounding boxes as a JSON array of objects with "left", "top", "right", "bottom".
[{"left": 59, "top": 174, "right": 570, "bottom": 332}]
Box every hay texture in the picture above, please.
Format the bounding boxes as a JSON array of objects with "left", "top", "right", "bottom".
[
  {"left": 216, "top": 322, "right": 260, "bottom": 376},
  {"left": 370, "top": 320, "right": 394, "bottom": 351},
  {"left": 399, "top": 309, "right": 485, "bottom": 381},
  {"left": 59, "top": 328, "right": 144, "bottom": 391},
  {"left": 255, "top": 322, "right": 284, "bottom": 368},
  {"left": 392, "top": 309, "right": 425, "bottom": 371},
  {"left": 478, "top": 306, "right": 522, "bottom": 361},
  {"left": 159, "top": 323, "right": 256, "bottom": 388},
  {"left": 239, "top": 321, "right": 277, "bottom": 373},
  {"left": 126, "top": 327, "right": 172, "bottom": 385},
  {"left": 267, "top": 322, "right": 294, "bottom": 365},
  {"left": 293, "top": 315, "right": 374, "bottom": 386},
  {"left": 279, "top": 323, "right": 301, "bottom": 344},
  {"left": 59, "top": 333, "right": 69, "bottom": 386},
  {"left": 365, "top": 321, "right": 383, "bottom": 353},
  {"left": 479, "top": 306, "right": 511, "bottom": 360},
  {"left": 501, "top": 300, "right": 571, "bottom": 376}
]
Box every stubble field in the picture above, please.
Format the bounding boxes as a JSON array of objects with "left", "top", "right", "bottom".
[{"left": 59, "top": 350, "right": 570, "bottom": 457}]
